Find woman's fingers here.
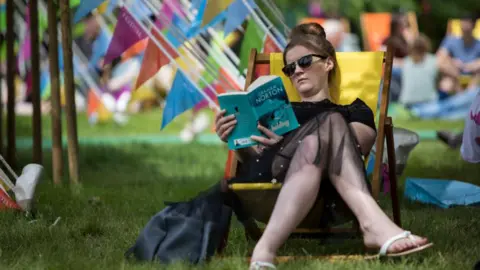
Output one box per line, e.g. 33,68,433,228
217,114,236,127
257,124,282,140
215,109,226,124
251,135,275,146
221,126,235,141
217,119,237,140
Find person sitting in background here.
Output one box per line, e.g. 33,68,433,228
436,15,480,96
399,34,439,108
381,13,415,102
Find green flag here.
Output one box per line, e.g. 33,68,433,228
238,18,264,74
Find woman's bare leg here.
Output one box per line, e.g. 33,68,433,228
250,135,323,264
322,113,429,254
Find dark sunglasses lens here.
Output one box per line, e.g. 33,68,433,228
283,63,296,76
298,55,313,68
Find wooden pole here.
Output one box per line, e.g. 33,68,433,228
6,0,15,169
47,0,63,184
29,0,43,165
59,0,79,184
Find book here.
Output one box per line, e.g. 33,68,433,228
217,75,300,150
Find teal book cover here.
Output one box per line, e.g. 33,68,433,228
217,75,299,150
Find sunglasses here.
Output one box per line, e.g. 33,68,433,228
282,54,327,77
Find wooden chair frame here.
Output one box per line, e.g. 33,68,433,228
219,47,400,253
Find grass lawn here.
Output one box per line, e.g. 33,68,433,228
13,108,465,139
1,112,478,269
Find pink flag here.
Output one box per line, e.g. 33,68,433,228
155,0,185,29
103,7,148,66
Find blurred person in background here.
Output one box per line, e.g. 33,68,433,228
399,34,439,108
436,14,480,96
381,13,415,102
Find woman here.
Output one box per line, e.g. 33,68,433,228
215,23,432,269
381,13,415,102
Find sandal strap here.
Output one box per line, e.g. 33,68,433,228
250,261,277,270
379,231,412,256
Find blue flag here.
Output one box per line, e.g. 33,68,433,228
224,0,256,36
73,0,105,23
166,14,193,48
185,0,227,38
161,70,205,129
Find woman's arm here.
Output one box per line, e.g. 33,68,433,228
349,122,376,156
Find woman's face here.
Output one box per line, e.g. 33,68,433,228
284,45,333,99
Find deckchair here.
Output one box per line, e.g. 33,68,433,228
219,47,399,255
360,12,418,51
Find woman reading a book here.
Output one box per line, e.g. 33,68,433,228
215,23,432,269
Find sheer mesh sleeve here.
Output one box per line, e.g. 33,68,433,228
347,99,377,132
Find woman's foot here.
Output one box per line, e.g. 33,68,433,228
250,243,276,269
362,221,429,255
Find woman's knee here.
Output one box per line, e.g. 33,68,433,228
296,135,319,164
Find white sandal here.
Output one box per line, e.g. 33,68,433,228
366,231,433,259
249,261,277,270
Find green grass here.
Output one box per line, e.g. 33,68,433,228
1,112,477,269
13,109,464,140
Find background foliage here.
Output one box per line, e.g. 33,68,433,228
267,0,480,50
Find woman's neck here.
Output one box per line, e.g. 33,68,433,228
301,86,330,102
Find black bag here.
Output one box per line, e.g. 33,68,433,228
125,184,232,265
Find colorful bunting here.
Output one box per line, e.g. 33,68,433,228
73,0,106,23
239,18,265,73
103,7,147,66
201,0,233,27
161,70,205,129
155,0,185,29
224,0,256,36
135,29,179,90
166,14,190,48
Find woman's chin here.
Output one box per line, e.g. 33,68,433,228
296,84,313,94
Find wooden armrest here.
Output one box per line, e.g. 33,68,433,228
229,183,283,190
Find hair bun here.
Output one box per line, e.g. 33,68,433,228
289,23,326,40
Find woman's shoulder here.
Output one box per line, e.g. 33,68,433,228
349,98,371,109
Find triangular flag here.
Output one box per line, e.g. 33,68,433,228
155,0,185,29
103,7,147,66
263,34,282,54
161,70,204,129
239,19,265,73
135,30,179,90
201,0,234,27
73,0,106,23
224,0,256,36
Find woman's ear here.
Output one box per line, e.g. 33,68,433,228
325,58,334,72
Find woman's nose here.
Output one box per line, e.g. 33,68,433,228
293,64,304,75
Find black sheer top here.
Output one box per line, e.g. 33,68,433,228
235,98,376,182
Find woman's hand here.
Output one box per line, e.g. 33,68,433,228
215,109,237,142
250,123,283,150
